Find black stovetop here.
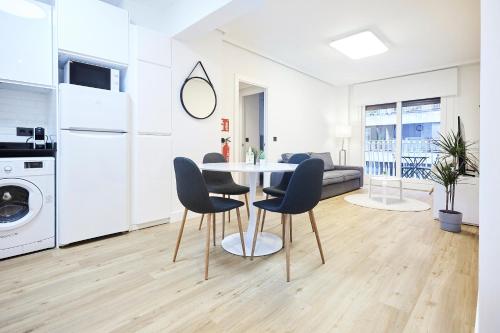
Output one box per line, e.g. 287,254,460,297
0,142,57,158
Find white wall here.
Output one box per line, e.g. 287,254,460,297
478,0,500,331
170,31,342,218
221,39,341,163
347,64,480,166
443,64,481,155
170,34,223,218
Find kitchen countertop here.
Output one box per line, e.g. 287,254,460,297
0,142,57,158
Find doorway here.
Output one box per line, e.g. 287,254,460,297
236,80,267,186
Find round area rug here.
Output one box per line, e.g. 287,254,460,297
344,193,430,212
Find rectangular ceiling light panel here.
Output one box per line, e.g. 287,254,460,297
330,31,388,59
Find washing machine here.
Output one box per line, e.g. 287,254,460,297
0,157,55,259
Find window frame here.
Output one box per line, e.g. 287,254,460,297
361,97,444,188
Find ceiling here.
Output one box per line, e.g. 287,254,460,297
220,0,480,85
104,0,176,9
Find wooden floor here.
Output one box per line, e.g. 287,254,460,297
0,189,478,332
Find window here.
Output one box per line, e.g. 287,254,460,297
364,98,441,180
364,103,397,176
401,98,441,179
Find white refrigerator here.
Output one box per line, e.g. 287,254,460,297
58,84,130,245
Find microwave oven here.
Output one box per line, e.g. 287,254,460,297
64,61,120,91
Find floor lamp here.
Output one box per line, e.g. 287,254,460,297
335,125,352,165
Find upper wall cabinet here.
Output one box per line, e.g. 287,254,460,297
135,26,171,67
136,62,172,134
58,0,129,65
0,1,53,87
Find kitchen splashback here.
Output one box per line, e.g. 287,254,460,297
0,87,54,142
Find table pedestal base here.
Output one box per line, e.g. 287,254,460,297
221,232,283,256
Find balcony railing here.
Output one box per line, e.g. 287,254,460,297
364,139,440,179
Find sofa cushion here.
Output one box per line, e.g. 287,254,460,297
310,152,335,171
281,152,313,163
322,170,345,185
322,169,362,185
337,169,362,181
281,153,294,162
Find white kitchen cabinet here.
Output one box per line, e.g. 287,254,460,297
0,1,53,86
136,62,172,134
132,135,172,228
58,0,129,65
136,26,171,67
128,25,173,228
433,177,479,225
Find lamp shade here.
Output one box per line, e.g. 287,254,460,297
335,125,352,138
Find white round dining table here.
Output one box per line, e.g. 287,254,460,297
198,162,297,257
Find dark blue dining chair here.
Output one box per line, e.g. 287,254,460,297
199,153,250,238
173,157,246,280
260,153,310,232
252,158,325,282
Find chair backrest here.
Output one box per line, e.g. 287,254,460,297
277,153,310,190
173,157,213,214
279,158,324,214
202,152,235,186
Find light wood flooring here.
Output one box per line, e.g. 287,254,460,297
0,189,478,332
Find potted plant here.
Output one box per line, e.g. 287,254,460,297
431,131,478,232
251,147,259,165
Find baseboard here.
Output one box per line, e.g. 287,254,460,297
170,209,201,223
129,218,169,231
364,183,433,192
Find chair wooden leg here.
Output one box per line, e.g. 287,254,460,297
173,208,188,262
235,208,246,257
281,214,285,249
228,195,231,223
284,214,291,282
244,193,250,218
205,212,212,280
250,208,262,260
212,213,216,246
308,210,325,264
222,195,226,238
260,194,269,232
260,210,267,232
222,210,226,240
198,214,204,231
290,215,293,243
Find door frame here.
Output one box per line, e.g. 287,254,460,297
233,74,269,186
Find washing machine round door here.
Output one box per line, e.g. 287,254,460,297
0,179,43,231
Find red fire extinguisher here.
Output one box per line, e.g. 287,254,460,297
222,137,231,161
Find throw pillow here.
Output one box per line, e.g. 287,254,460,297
310,152,335,170
281,153,294,162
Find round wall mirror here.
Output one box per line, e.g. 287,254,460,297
180,77,217,119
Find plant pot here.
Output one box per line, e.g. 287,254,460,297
439,210,463,233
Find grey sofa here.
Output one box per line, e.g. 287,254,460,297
271,152,363,200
